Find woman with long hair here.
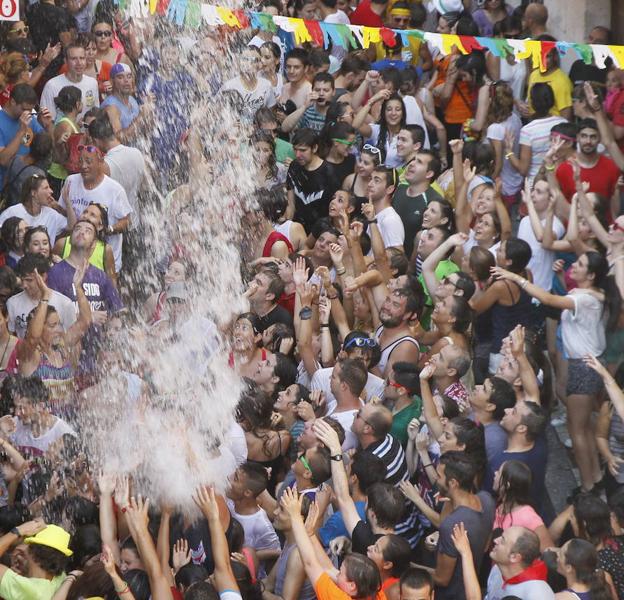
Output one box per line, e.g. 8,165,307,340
251,131,287,191
472,0,512,36
23,226,55,265
0,218,27,269
91,18,131,67
555,539,613,600
493,460,554,550
342,145,381,211
143,259,188,325
49,85,82,193
230,313,272,380
353,91,406,167
259,41,283,99
318,121,356,186
494,251,620,493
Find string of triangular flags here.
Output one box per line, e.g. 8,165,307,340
126,0,624,73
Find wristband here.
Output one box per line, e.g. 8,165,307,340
327,294,338,300
368,218,378,224
10,527,19,537
545,164,556,171
299,307,313,320
519,278,528,289
336,268,346,275
331,454,343,462
320,324,330,329
39,299,49,304
505,152,514,159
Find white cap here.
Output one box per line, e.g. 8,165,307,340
429,0,464,15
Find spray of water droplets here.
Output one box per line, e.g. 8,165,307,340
77,20,260,512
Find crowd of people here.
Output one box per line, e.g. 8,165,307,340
1,0,624,599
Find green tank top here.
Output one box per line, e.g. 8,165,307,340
62,237,106,272
48,117,80,181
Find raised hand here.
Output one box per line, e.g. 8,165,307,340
361,202,375,222
172,538,191,571
313,418,342,455
101,544,117,575
114,474,130,510
462,159,476,184
292,257,309,288
329,243,344,266
318,295,331,324
192,484,221,522
298,281,317,307
509,325,525,358
407,418,420,442
125,494,150,533
280,486,303,518
15,518,46,537
415,430,430,453
449,139,464,156
451,522,471,556
72,259,89,290
315,265,331,289
97,470,116,496
419,362,435,380
583,81,601,112
447,232,469,247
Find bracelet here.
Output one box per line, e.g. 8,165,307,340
505,152,514,159
320,324,330,329
368,218,378,224
299,307,313,320
518,278,528,289
116,584,130,595
327,293,338,300
422,463,433,468
39,299,49,304
10,527,19,537
545,163,556,172
336,268,346,275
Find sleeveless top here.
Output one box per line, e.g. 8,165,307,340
350,173,368,214
33,348,74,416
273,221,293,242
374,325,420,374
48,117,80,180
381,577,399,592
101,94,140,130
62,237,106,272
562,590,591,600
489,280,536,353
274,542,316,600
263,231,294,258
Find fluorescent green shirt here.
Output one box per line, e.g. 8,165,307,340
0,568,65,600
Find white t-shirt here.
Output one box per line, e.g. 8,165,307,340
310,367,386,414
499,58,528,105
402,95,431,149
561,290,606,359
11,416,76,456
329,408,359,451
485,564,555,600
40,74,99,121
517,214,565,291
324,9,350,24
518,115,566,183
371,206,405,249
59,174,133,271
7,289,76,339
0,204,66,245
462,229,500,259
104,144,145,230
220,76,277,114
486,113,524,196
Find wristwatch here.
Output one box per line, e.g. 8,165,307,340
299,307,312,320
331,453,343,462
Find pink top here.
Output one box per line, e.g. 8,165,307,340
494,504,544,531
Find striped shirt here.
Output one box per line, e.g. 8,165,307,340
518,115,566,183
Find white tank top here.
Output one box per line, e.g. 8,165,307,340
273,220,293,243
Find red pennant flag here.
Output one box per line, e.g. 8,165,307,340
304,19,324,47
233,9,249,28
540,40,556,69
380,27,396,47
459,35,484,53
156,0,170,15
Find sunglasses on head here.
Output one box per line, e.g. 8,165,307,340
78,145,100,155
333,137,356,147
344,337,377,351
363,144,382,157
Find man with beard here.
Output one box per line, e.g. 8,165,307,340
282,73,336,134
373,287,422,378
414,452,495,600
555,118,621,219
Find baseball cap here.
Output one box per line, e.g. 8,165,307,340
110,63,132,78
24,524,73,557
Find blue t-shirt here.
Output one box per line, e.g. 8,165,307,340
0,111,44,186
318,501,367,547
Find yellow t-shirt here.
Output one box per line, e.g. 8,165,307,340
527,68,573,116
0,569,65,600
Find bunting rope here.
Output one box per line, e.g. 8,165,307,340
120,0,624,72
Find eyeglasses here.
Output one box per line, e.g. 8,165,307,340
332,138,356,147
355,409,373,428
344,337,378,351
298,454,312,472
94,30,113,37
387,380,406,390
10,26,28,35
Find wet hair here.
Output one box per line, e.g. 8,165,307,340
448,417,486,465
400,567,433,593
66,562,116,600
584,251,621,330
76,31,97,48
319,121,355,159
496,460,534,522
28,543,69,576
469,245,495,282
285,47,310,67
30,133,53,164
503,238,532,273
307,446,332,486
563,539,612,600
519,401,547,442
381,534,412,577
254,106,278,128
256,187,285,222
455,50,486,87
392,361,420,394
336,358,368,397
260,41,281,71
231,560,263,600
573,493,612,545
367,483,405,527
12,375,49,405
69,524,101,569
376,94,406,163
324,100,353,127
291,127,318,149
452,271,476,300
23,226,52,258
342,553,381,598
175,563,210,591
440,450,478,491
530,83,555,118
448,295,473,334
238,461,269,497
88,115,116,141
264,323,296,355
184,581,220,600
510,528,541,568
124,568,151,600
487,377,516,420
350,450,386,494
64,498,98,530
20,174,48,205
16,252,51,277
54,85,82,113
273,352,297,392
388,247,409,277
10,83,38,105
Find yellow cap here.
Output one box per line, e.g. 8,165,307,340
24,525,73,557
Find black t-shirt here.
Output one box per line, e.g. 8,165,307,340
327,155,356,190
351,519,382,554
256,303,294,333
392,185,442,258
286,160,341,233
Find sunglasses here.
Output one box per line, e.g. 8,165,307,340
333,138,356,147
363,144,382,157
78,144,100,155
10,26,29,34
344,337,378,350
299,454,312,472
94,30,113,37
387,380,406,390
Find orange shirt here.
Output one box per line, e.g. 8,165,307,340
315,572,388,600
434,54,475,124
